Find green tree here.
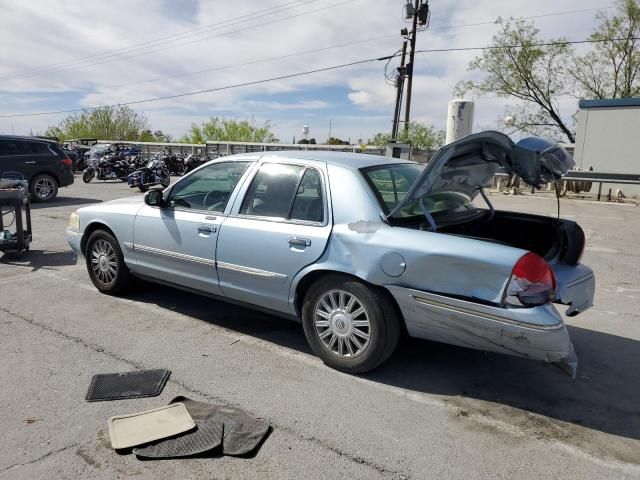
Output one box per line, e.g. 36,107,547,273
181,117,276,143
460,19,576,143
326,137,349,145
44,106,150,142
571,0,640,99
137,129,174,142
369,122,445,150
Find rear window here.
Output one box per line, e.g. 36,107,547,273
28,142,53,154
362,163,476,219
362,164,425,214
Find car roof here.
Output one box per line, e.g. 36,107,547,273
224,150,416,170
0,135,58,144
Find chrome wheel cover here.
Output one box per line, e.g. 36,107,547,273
90,239,117,284
34,177,55,198
314,289,371,358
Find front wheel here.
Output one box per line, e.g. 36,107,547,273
85,230,133,295
82,170,94,183
301,275,400,373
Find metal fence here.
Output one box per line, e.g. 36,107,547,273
95,139,639,199
96,139,386,160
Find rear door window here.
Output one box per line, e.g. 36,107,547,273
290,168,324,223
0,140,28,156
28,142,53,155
240,163,324,223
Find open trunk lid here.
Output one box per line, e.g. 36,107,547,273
386,131,575,219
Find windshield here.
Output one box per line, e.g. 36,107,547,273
362,164,476,220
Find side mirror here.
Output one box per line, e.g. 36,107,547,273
144,189,165,207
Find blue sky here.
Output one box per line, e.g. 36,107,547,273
0,0,614,142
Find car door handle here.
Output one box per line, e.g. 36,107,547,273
288,237,311,247
197,225,216,233
24,161,36,164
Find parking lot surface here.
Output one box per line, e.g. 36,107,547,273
1,176,639,479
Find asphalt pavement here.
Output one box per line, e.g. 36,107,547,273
1,175,639,479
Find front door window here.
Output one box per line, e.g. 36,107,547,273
167,161,251,212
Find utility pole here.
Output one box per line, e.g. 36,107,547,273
403,0,420,135
391,39,407,141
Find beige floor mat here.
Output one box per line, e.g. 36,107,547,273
108,402,196,449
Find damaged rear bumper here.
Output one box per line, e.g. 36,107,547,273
385,286,578,377
552,263,595,316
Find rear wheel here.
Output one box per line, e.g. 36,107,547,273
30,174,58,202
85,230,133,295
302,275,400,373
160,169,171,187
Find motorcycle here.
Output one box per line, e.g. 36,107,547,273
183,154,206,173
127,157,171,192
163,153,185,176
82,152,133,183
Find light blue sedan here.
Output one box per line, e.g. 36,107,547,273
67,132,595,376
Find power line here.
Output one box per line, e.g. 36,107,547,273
0,57,383,118
98,4,616,91
0,0,353,81
412,36,640,54
1,3,610,83
0,0,319,79
428,5,614,32
2,35,637,119
103,33,398,90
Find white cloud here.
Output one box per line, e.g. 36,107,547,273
0,0,612,140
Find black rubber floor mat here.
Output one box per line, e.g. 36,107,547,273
133,396,268,459
86,369,171,402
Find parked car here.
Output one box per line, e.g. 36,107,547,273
0,135,74,202
66,132,595,376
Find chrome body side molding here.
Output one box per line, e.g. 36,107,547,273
217,261,287,279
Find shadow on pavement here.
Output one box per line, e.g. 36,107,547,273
31,197,103,209
129,283,640,444
0,249,77,270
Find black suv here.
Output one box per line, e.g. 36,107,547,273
0,135,74,202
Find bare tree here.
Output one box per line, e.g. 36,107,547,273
461,19,576,143
571,0,640,99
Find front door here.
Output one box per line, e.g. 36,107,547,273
133,160,254,295
216,161,332,313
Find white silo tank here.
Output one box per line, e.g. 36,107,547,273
445,99,474,144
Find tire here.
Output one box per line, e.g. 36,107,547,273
30,174,58,202
82,170,94,183
138,184,148,192
160,169,171,187
85,230,133,295
301,274,400,373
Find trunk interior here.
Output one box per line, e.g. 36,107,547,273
436,210,585,265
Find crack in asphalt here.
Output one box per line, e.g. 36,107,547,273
0,306,408,480
0,442,80,474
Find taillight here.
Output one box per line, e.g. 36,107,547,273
61,157,72,166
504,252,556,307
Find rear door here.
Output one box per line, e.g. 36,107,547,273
0,138,32,177
216,160,332,313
